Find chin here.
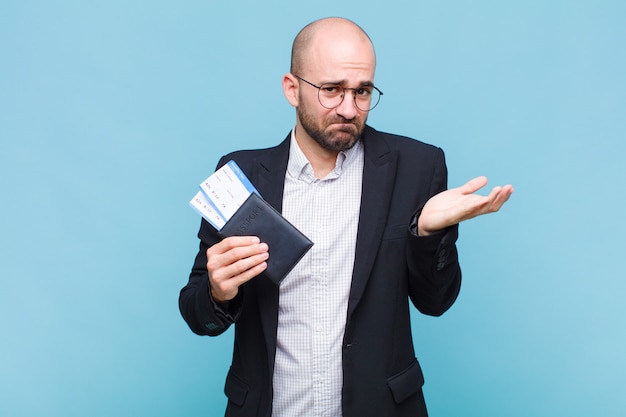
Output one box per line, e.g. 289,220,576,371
324,135,358,152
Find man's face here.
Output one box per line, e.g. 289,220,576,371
295,30,376,153
296,88,367,152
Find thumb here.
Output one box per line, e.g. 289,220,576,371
459,176,488,195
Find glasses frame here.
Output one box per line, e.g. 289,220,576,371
294,75,383,112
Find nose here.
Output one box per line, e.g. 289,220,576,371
334,90,358,120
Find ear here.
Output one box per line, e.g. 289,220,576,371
282,73,299,107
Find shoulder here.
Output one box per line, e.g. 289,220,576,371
214,134,291,171
363,125,444,159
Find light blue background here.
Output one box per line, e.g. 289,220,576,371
1,1,625,416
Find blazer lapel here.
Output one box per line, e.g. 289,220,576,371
254,137,290,212
248,134,291,371
347,127,398,319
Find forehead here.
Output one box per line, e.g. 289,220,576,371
304,29,376,82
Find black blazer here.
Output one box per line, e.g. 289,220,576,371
180,125,462,417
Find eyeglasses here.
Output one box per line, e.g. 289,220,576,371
294,75,383,112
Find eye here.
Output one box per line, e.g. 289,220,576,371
320,84,342,95
356,87,372,97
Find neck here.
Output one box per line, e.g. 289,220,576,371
294,127,339,179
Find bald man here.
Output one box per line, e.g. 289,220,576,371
180,17,513,417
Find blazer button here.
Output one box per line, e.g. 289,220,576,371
205,322,219,330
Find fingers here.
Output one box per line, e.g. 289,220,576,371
209,246,268,284
209,236,264,269
475,184,513,215
486,185,502,198
207,236,269,303
487,184,514,213
460,176,514,208
456,181,513,223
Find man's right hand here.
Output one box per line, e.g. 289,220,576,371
207,236,269,303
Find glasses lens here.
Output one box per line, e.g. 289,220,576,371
317,84,381,111
355,87,381,112
317,84,344,109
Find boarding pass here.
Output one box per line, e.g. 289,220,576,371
189,160,259,230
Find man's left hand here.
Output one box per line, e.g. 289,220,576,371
417,176,514,236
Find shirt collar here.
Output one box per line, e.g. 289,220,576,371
287,128,363,183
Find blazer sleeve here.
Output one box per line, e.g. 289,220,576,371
178,156,244,336
406,148,462,316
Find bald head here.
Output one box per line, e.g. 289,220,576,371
290,17,376,76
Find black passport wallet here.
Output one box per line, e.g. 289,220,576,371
219,192,313,285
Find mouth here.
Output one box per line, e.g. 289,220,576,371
331,122,357,132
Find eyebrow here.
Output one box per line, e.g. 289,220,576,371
322,79,375,87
